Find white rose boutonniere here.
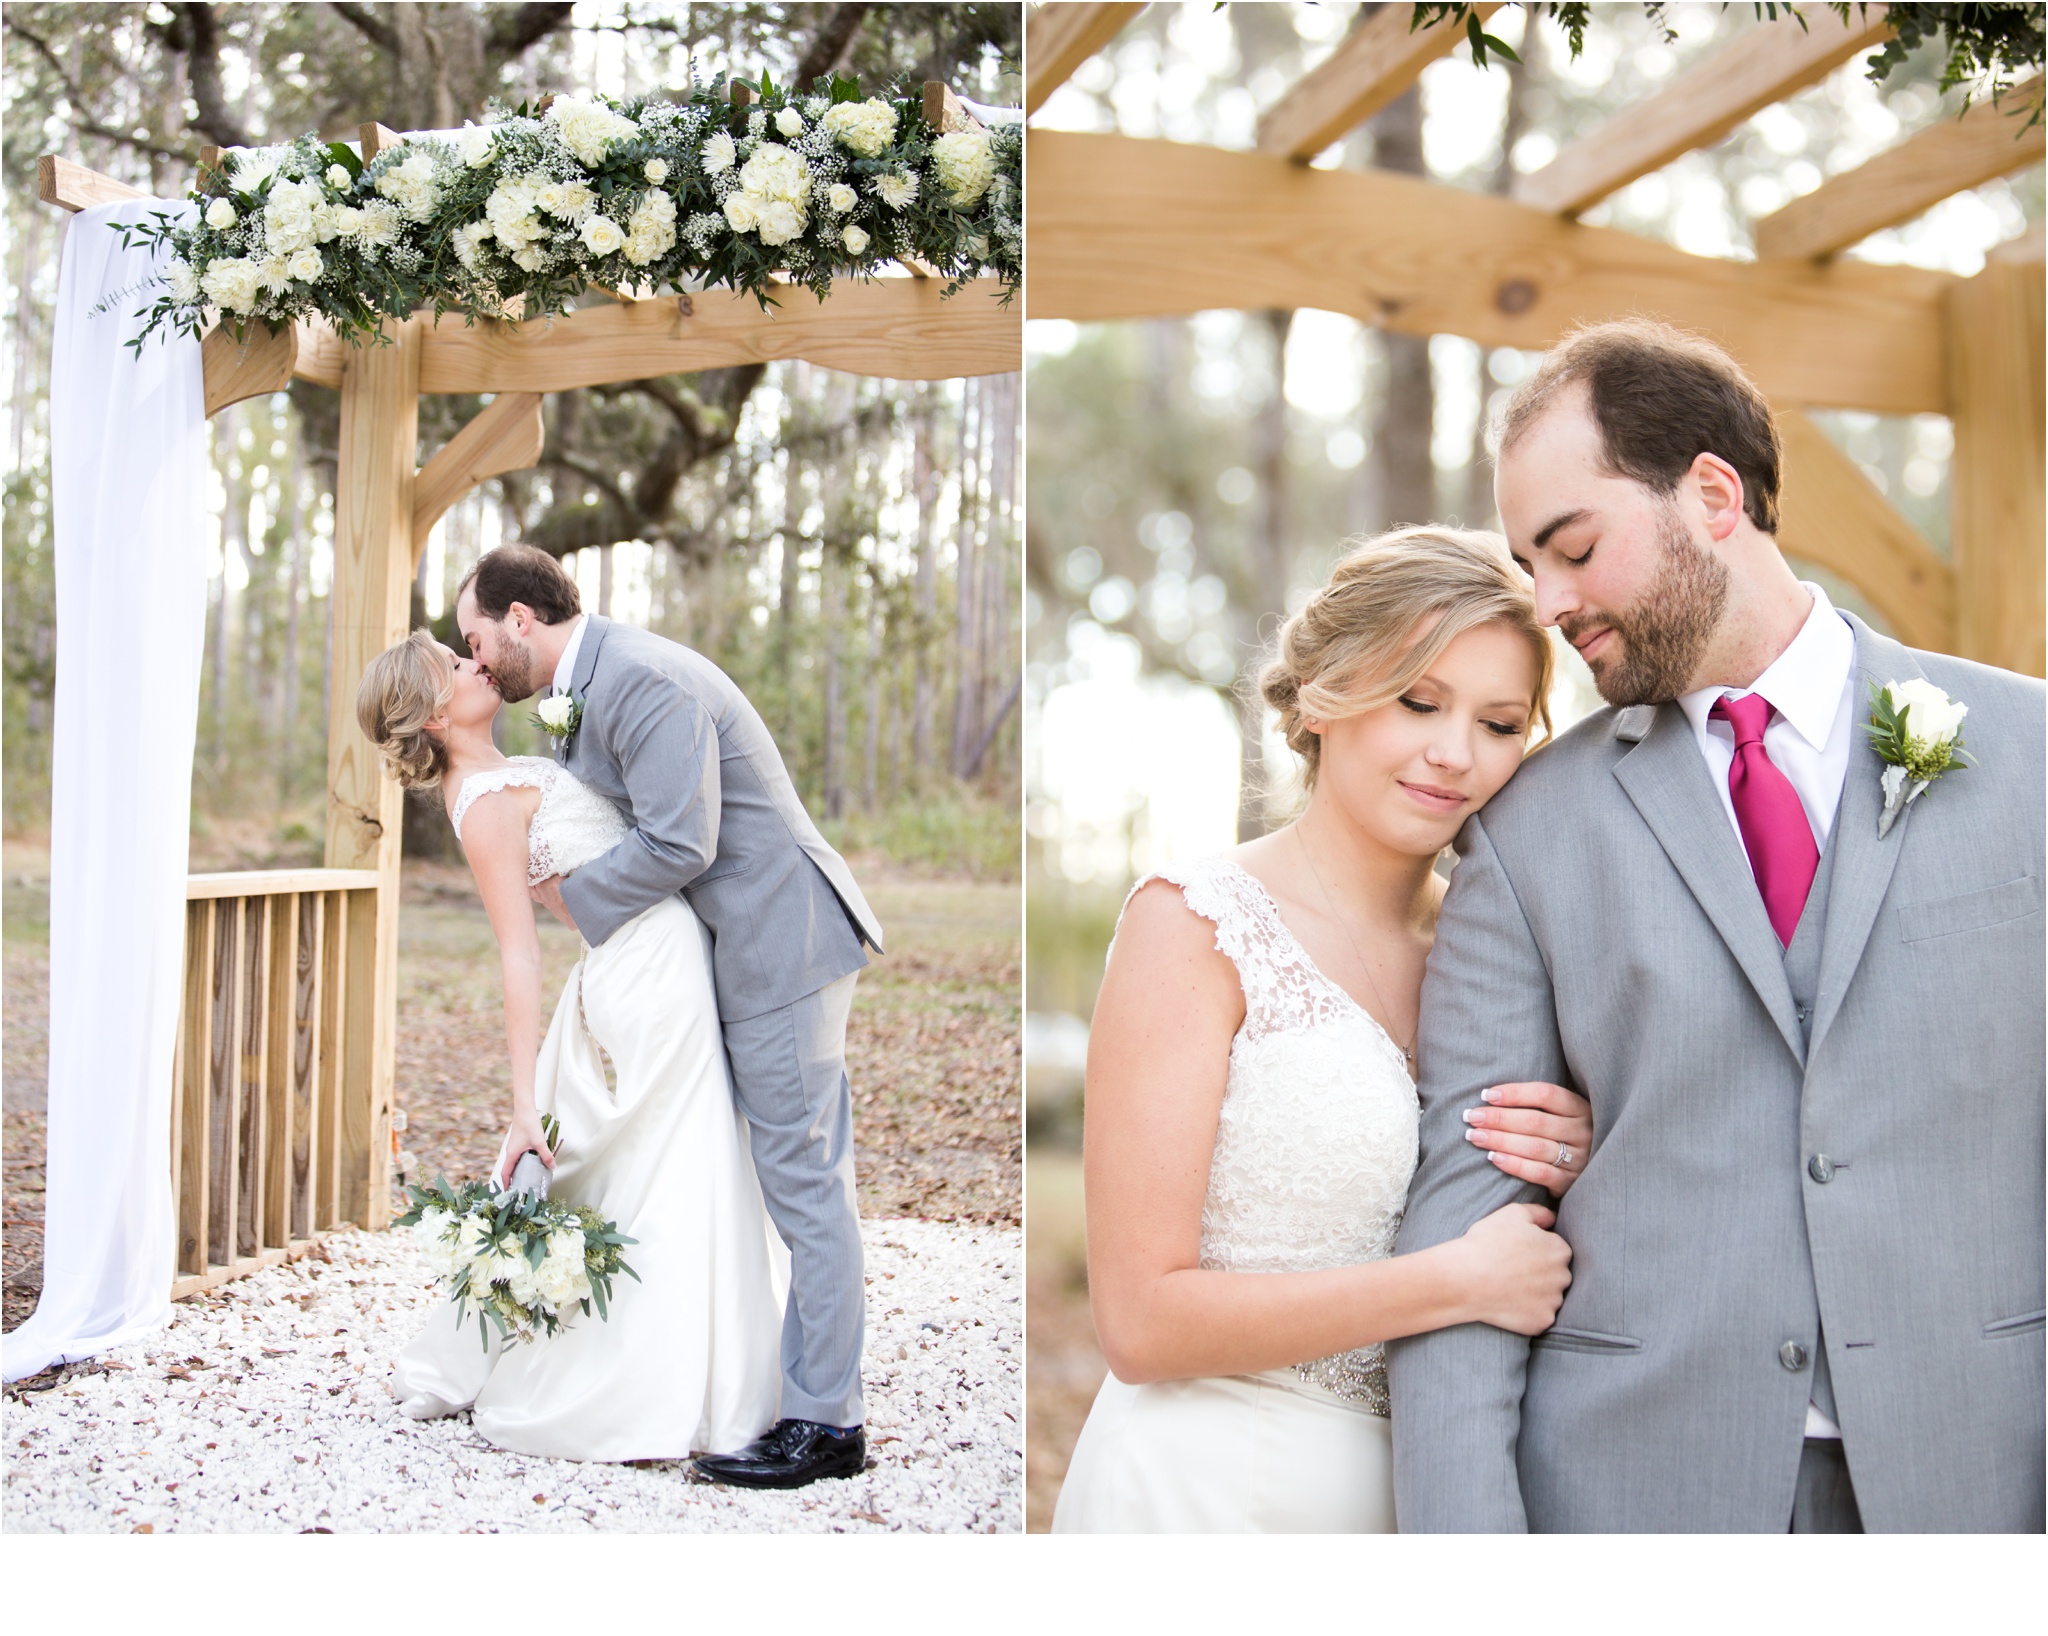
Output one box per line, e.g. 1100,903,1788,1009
1865,678,1970,837
534,691,583,743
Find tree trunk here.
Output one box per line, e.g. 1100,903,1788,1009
1238,310,1294,841
863,599,882,811
1369,88,1437,532
910,386,939,779
597,543,614,618
951,376,984,777
980,371,1018,784
1464,44,1533,526
822,546,846,820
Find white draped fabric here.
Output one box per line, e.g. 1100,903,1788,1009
3,202,208,1383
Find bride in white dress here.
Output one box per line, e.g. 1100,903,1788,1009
1054,529,1593,1533
355,632,784,1462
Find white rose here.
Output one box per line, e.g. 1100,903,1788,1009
205,196,238,230
841,224,869,255
287,247,324,282
776,107,805,138
263,180,321,254
511,244,547,272
702,131,736,175
326,164,352,191
165,260,199,302
827,183,857,214
536,695,576,731
579,215,625,256
822,98,899,159
722,193,759,233
644,158,670,185
458,124,495,167
931,129,995,208
1887,679,1968,751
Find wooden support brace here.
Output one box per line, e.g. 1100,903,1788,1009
1027,130,1954,416
1755,75,2046,260
412,392,546,560
1255,4,1498,162
202,322,297,417
1514,7,1894,217
1026,3,1147,117
1775,409,1954,653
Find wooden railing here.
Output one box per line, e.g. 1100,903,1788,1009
171,869,381,1298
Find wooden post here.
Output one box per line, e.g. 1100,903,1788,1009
326,317,420,1228
1948,260,2046,676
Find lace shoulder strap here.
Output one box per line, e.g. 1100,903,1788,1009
1124,858,1299,1037
450,759,553,841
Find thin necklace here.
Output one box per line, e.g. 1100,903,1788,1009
1295,825,1418,1078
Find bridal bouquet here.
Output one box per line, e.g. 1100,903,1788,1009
117,71,1020,352
395,1129,638,1350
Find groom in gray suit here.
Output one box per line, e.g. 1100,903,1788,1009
1388,320,2044,1532
456,545,884,1489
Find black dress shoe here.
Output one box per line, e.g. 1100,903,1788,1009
692,1419,865,1490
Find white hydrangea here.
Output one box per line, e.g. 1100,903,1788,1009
202,256,262,314
644,158,669,185
166,259,199,303
732,142,811,246
623,190,676,265
484,174,548,252
872,171,917,210
538,179,596,221
931,129,995,207
703,131,737,174
842,224,869,255
311,201,346,243
534,1228,592,1310
822,98,899,158
205,196,238,230
458,123,496,167
776,106,805,137
546,95,639,168
511,244,547,272
580,215,625,256
287,247,324,282
826,182,857,214
261,178,322,254
374,150,440,223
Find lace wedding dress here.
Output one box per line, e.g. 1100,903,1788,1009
1052,858,1419,1532
390,757,787,1461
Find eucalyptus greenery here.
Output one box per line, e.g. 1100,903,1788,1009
119,71,1020,355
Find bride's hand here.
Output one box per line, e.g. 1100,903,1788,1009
1448,1201,1572,1336
494,1108,555,1189
1462,1081,1593,1198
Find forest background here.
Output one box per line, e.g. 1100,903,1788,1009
1021,0,2044,1528
3,0,1025,1333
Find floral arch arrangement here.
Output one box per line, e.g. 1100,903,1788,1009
126,73,1020,349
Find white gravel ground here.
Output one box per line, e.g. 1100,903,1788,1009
2,1218,1020,1533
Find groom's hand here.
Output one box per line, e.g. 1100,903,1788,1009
530,873,578,932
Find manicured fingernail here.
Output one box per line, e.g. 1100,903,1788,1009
1480,1086,1500,1103
1462,1108,1482,1124
1464,1128,1482,1144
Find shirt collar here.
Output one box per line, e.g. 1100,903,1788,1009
550,613,590,696
1677,582,1854,752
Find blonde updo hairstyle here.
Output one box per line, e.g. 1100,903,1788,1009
1258,526,1553,790
356,629,457,790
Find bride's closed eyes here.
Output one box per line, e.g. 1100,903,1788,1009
1396,695,1527,738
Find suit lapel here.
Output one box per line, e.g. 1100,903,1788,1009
558,615,610,767
1612,702,1805,1061
1806,616,1924,1056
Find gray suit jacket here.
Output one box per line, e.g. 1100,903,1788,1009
553,616,883,1021
1389,616,2045,1532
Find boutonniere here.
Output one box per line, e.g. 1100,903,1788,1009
1865,679,1971,837
533,691,583,744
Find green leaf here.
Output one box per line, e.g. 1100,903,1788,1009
325,141,363,180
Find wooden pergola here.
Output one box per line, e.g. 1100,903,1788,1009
38,88,1018,1295
1027,3,2045,675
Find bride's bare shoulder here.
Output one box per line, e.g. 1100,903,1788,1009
1106,871,1241,994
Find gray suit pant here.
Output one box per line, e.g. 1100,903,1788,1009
721,971,864,1428
1790,1440,1863,1533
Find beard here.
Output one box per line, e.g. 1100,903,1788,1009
480,635,542,703
1560,507,1729,707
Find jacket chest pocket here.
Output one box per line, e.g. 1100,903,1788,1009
1899,874,2044,1060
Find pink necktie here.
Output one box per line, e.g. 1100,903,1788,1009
1711,694,1819,947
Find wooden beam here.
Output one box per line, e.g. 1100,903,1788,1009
1948,260,2046,675
1514,7,1894,217
1256,4,1498,162
37,154,146,212
414,277,1019,393
202,322,296,417
291,316,347,388
1987,220,2046,264
411,392,545,559
1027,131,1953,415
1774,409,1954,652
1756,75,2046,259
187,868,380,898
358,122,402,159
326,318,418,1230
924,80,983,135
1026,3,1146,117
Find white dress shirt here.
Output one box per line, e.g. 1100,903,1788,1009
550,613,590,696
1676,582,1856,1438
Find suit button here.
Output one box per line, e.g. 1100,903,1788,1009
1780,1341,1810,1371
1808,1154,1835,1183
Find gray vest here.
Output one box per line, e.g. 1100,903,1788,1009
1782,830,1839,1427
